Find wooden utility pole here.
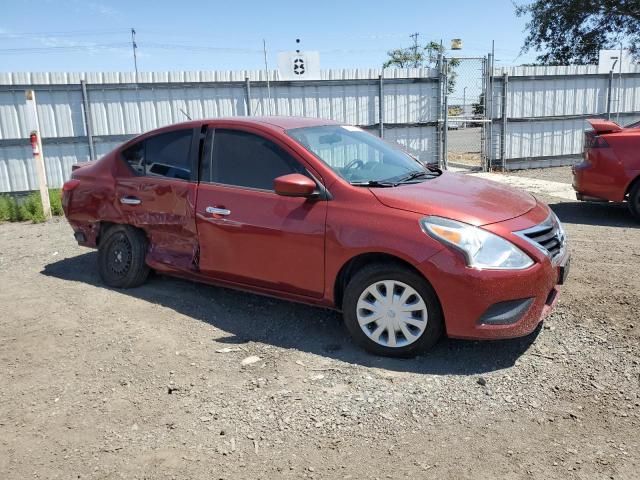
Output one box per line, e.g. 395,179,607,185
25,90,51,219
410,32,420,68
131,28,138,82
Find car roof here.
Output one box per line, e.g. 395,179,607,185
117,116,343,152
245,116,340,129
158,116,340,133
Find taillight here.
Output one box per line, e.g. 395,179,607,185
584,131,609,149
62,179,81,192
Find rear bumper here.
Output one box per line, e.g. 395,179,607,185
575,192,609,202
572,160,594,198
62,183,102,248
67,221,99,248
572,154,626,202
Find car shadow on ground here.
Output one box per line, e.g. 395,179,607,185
42,252,540,376
550,201,638,228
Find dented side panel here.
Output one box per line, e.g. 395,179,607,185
63,136,200,272
114,176,199,270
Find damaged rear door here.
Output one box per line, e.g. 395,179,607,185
115,127,200,271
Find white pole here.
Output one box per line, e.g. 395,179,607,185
617,42,623,124
263,39,272,115
462,86,467,129
25,90,51,220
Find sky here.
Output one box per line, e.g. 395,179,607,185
0,0,537,73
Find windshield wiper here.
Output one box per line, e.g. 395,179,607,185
396,170,439,183
350,180,398,188
350,168,442,188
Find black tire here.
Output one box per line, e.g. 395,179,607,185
97,225,150,288
342,263,444,358
628,180,640,222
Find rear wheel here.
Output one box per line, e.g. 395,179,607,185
342,264,444,357
628,181,640,221
98,225,150,288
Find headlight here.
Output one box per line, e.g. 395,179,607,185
420,216,534,270
550,211,567,243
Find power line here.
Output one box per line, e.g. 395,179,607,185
140,42,263,54
0,28,129,38
0,43,130,54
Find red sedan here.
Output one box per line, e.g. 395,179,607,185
62,117,569,357
573,119,640,220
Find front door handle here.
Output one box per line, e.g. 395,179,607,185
205,206,231,216
120,196,141,205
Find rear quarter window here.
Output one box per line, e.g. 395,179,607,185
122,142,145,175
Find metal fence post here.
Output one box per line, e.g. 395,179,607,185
606,70,614,120
480,56,488,171
442,58,449,170
378,73,384,138
244,77,252,116
486,53,494,170
500,72,509,171
80,80,96,161
435,54,443,167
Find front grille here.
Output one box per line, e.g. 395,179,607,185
516,214,566,262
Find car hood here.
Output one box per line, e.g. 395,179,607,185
370,172,537,226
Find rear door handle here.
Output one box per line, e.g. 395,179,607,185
206,206,231,216
120,196,141,205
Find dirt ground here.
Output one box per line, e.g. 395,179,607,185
1,166,639,479
509,166,576,185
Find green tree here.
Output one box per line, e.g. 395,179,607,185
516,0,640,64
472,93,485,116
383,40,459,92
384,41,444,68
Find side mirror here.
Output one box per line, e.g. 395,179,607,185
274,173,317,197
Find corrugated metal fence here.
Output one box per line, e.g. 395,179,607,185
0,68,439,192
488,65,640,169
2,64,640,192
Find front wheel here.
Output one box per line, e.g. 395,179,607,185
342,264,444,357
97,225,150,288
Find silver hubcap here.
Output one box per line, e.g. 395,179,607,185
356,280,428,348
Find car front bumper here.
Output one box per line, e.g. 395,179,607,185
417,213,569,340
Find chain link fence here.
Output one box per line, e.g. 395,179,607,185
442,57,488,171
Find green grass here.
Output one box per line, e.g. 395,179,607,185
49,189,63,216
0,189,63,223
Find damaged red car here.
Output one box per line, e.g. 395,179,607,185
573,118,640,220
63,117,569,357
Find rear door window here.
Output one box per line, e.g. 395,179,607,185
121,129,194,180
145,129,193,181
208,129,305,190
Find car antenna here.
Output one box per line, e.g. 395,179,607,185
179,108,192,121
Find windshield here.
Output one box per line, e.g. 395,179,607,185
625,120,640,129
287,125,437,186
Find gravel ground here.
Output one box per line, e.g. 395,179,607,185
509,166,576,184
1,166,639,479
